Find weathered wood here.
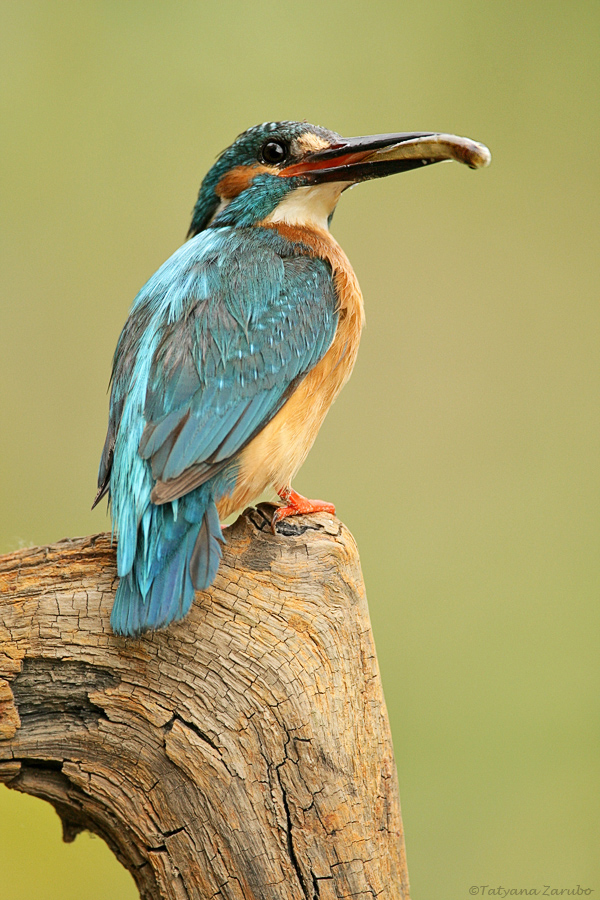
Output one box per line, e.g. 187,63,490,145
0,505,410,899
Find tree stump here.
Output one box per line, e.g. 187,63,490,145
0,505,410,899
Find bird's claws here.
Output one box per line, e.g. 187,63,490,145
271,487,336,534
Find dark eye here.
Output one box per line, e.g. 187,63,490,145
261,140,288,164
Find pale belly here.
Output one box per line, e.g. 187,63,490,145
217,338,358,518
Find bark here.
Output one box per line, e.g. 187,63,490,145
0,505,410,899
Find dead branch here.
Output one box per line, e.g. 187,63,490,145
0,505,409,899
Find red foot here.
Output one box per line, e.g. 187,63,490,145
271,486,336,534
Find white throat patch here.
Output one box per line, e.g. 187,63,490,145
265,182,349,231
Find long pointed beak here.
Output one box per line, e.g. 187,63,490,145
282,132,491,183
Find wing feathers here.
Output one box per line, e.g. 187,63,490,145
102,227,339,510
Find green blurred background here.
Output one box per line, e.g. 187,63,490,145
1,1,598,897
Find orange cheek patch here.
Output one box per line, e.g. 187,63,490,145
215,164,276,199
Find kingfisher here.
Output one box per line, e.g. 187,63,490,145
94,120,490,636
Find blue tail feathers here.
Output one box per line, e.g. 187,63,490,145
110,488,224,636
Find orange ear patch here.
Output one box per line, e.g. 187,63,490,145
215,164,275,199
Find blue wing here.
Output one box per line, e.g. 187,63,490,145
136,226,339,503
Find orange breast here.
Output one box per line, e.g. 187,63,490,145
217,222,364,519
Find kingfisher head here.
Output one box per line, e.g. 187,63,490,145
188,120,491,236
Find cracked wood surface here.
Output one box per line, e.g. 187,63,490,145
0,505,410,899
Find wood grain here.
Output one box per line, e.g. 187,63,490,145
0,505,410,899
